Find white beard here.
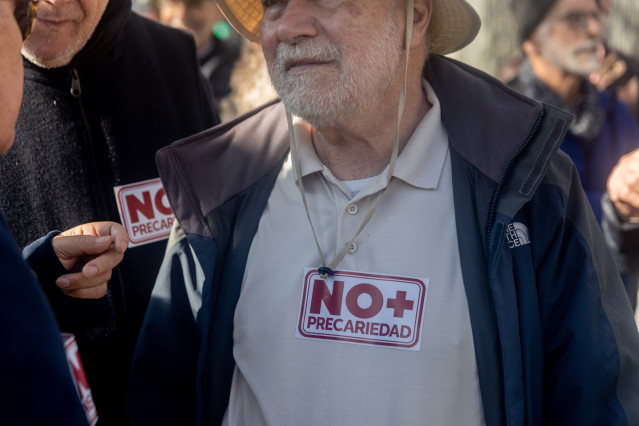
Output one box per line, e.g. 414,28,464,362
266,8,404,128
536,23,602,77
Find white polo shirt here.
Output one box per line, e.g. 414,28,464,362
222,80,485,426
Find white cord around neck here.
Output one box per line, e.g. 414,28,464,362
287,0,415,278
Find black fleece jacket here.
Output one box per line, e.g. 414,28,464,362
0,0,219,423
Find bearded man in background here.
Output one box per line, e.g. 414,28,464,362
509,0,639,310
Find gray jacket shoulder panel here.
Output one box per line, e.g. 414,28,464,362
156,100,289,238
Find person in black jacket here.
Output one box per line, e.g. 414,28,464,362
1,3,128,424
0,0,220,423
155,0,243,111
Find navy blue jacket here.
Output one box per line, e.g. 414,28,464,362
130,55,639,425
0,1,219,423
560,90,639,222
0,212,89,426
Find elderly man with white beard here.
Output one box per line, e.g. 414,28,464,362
130,0,639,425
509,0,639,312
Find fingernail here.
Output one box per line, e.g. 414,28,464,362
56,277,71,288
84,265,98,278
97,236,110,244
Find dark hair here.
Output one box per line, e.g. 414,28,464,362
510,0,557,43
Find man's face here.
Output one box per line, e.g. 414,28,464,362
532,0,604,77
0,0,24,153
22,0,109,68
159,0,221,50
260,0,405,128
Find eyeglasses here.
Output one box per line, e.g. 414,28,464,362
13,0,39,40
557,11,604,32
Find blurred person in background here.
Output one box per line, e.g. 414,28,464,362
155,0,242,106
591,0,639,319
591,51,639,122
217,41,278,121
1,1,128,424
604,146,639,322
0,0,219,423
509,0,639,310
589,0,639,122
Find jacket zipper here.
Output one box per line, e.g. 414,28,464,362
70,67,112,213
485,108,545,254
70,68,82,97
70,67,129,321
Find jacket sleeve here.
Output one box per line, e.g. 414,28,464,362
534,164,639,425
602,194,639,276
128,222,205,426
1,221,89,425
22,231,66,284
597,99,639,255
22,231,114,338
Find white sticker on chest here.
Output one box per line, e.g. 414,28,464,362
296,268,428,351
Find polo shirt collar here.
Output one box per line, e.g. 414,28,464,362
291,78,449,191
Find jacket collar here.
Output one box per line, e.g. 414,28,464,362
23,0,132,78
425,55,547,184
72,0,131,70
425,55,572,219
159,56,573,237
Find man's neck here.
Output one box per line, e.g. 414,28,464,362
310,80,431,181
529,56,584,107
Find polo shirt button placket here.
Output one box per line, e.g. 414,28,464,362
347,204,359,215
347,242,358,254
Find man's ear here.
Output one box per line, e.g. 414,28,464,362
411,0,432,50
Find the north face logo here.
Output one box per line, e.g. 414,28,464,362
506,222,530,248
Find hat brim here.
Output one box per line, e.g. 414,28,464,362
428,0,481,55
215,0,480,56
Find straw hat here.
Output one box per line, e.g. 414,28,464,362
215,0,481,56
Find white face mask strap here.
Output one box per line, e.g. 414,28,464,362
287,0,415,278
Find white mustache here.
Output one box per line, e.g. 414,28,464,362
573,39,601,53
35,5,81,21
276,41,341,70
